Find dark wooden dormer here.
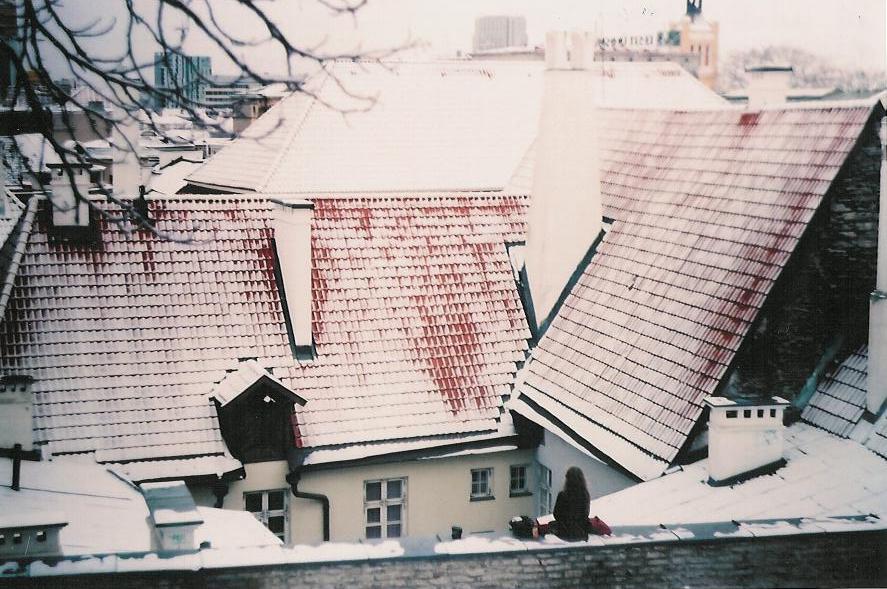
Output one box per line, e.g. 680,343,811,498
211,361,307,464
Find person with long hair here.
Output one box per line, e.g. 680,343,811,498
552,466,590,540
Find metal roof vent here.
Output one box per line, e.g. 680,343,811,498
704,396,789,486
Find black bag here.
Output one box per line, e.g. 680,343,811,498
509,516,536,538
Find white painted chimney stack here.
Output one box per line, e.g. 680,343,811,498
525,30,604,332
704,396,788,485
745,65,793,108
0,375,34,451
271,199,314,353
868,115,887,414
112,117,142,197
48,161,91,228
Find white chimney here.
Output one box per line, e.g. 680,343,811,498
47,161,91,228
704,396,788,485
112,117,142,197
525,31,604,332
868,115,887,414
745,65,793,108
0,375,34,451
270,199,314,353
142,481,204,551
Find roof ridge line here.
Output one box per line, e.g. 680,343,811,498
0,196,38,320
256,72,332,192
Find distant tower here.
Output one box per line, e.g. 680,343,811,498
673,0,718,88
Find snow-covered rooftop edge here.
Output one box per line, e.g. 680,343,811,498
2,515,883,578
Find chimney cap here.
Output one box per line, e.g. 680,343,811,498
745,64,793,73
270,197,313,210
704,395,789,408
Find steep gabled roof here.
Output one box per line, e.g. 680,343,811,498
517,101,879,480
186,60,723,194
282,196,529,449
0,193,530,477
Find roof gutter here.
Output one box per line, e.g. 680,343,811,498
286,469,330,542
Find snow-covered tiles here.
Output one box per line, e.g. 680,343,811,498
803,346,868,437
187,60,724,194
0,193,531,474
594,423,887,525
518,102,877,480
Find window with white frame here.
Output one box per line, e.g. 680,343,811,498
509,464,530,496
364,478,406,539
537,464,552,516
470,467,494,500
244,489,288,542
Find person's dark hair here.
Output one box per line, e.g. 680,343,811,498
564,466,590,506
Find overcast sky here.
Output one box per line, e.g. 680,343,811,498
56,0,886,80
180,0,886,74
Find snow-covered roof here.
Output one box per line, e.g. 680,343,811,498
516,101,880,480
0,192,530,474
187,60,723,194
0,457,154,556
147,158,204,196
802,346,868,438
13,134,60,172
594,422,887,525
209,359,305,408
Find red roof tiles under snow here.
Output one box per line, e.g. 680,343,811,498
0,194,529,478
519,103,878,481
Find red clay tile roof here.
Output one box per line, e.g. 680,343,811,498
282,197,529,448
518,103,878,480
0,193,529,477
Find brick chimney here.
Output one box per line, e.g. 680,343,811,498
869,115,887,414
270,198,314,355
525,30,604,333
0,375,34,451
704,396,788,486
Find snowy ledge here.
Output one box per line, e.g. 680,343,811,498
1,515,883,578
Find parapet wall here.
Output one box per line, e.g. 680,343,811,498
3,518,886,588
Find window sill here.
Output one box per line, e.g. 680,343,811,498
469,495,495,502
509,490,533,498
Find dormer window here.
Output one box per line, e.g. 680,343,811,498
211,360,307,464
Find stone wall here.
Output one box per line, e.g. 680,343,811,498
5,521,886,589
726,110,882,400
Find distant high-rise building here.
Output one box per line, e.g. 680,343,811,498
473,15,528,53
154,52,212,109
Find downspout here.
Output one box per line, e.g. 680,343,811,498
286,470,330,542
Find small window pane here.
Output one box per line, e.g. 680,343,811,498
366,481,382,501
268,490,285,511
386,479,403,500
268,516,285,534
366,507,381,524
387,524,401,538
36,531,46,543
744,410,751,418
245,493,263,512
757,409,764,418
13,534,22,545
387,504,402,522
366,526,382,539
